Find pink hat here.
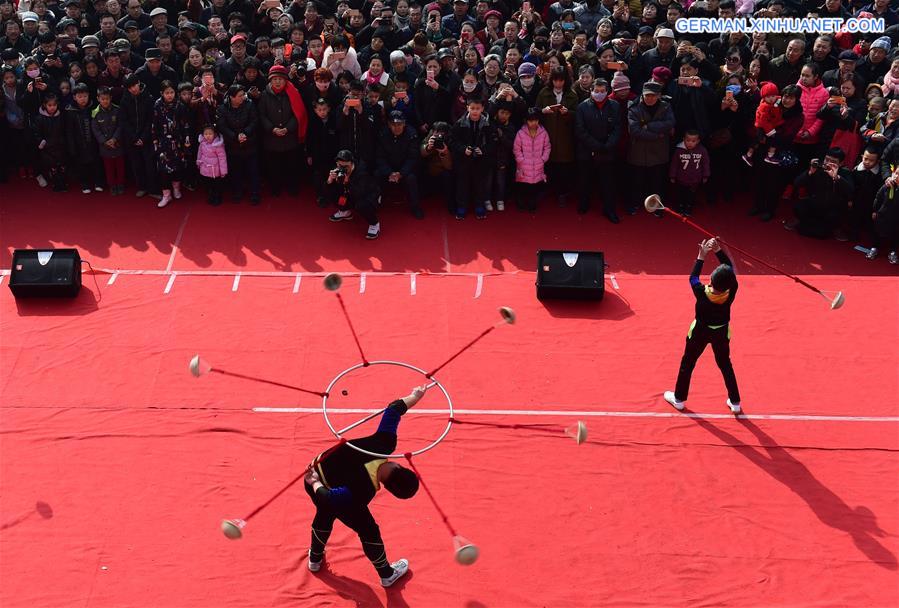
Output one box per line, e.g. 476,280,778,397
760,81,779,98
268,64,289,79
651,66,672,82
611,72,630,91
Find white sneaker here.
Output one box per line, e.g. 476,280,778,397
727,399,742,414
380,559,409,587
157,192,172,208
307,551,323,573
664,391,685,411
496,200,505,211
329,209,353,222
866,247,879,260
366,222,381,240
485,201,494,212
81,187,92,194
889,251,898,265
94,186,104,192
36,175,48,188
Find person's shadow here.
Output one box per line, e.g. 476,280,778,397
690,415,897,570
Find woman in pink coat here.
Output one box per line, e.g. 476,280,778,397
196,125,229,205
794,63,830,164
514,107,552,212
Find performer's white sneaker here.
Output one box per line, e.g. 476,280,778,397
380,559,409,587
664,391,685,411
727,399,742,415
307,551,323,573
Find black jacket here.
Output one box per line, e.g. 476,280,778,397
257,85,299,152
216,99,259,157
306,113,339,167
375,125,419,177
574,98,621,162
64,103,98,161
450,113,492,163
690,251,738,328
134,62,178,100
118,86,154,144
337,100,381,167
34,109,67,165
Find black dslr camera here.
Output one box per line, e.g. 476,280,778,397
433,134,446,150
335,166,348,179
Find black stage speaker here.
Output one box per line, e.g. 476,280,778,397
9,248,82,298
536,249,604,301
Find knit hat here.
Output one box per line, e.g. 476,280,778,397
268,64,289,79
760,81,779,98
871,36,891,51
611,72,630,91
651,66,672,82
518,62,537,77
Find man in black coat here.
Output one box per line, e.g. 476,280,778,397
376,111,423,219
65,83,102,193
785,148,854,238
216,84,261,203
575,77,621,221
327,149,383,240
118,74,158,197
134,47,177,100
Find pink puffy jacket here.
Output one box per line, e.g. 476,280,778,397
513,124,551,184
196,134,228,178
795,81,829,144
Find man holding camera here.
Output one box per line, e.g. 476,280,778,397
376,111,424,219
328,150,382,240
784,148,854,238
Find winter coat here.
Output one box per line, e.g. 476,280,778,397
755,99,783,133
413,72,453,130
796,81,829,144
196,134,228,178
873,182,899,228
575,98,621,162
65,103,99,162
216,99,259,157
91,104,123,158
669,142,711,186
513,125,551,184
375,125,419,177
627,97,675,167
535,86,578,163
306,114,339,168
151,98,191,174
491,121,517,168
118,86,154,145
33,108,67,165
669,83,716,140
450,113,493,165
134,62,178,100
258,85,300,152
337,100,381,167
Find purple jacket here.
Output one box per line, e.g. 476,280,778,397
669,142,710,186
196,134,228,178
513,124,551,184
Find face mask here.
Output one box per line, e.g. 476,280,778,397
519,76,535,87
462,81,477,92
27,69,39,78
561,22,575,30
726,84,741,95
591,91,607,102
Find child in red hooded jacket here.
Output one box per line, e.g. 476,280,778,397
742,81,784,166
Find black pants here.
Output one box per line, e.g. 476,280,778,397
547,161,574,198
304,482,394,578
674,183,700,213
265,148,299,195
516,181,542,211
203,176,224,203
229,152,261,200
577,158,615,214
629,163,667,212
674,322,741,403
793,195,836,238
125,142,158,194
75,159,103,190
455,159,487,215
379,173,420,209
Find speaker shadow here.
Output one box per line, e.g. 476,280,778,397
12,285,100,316
539,287,634,321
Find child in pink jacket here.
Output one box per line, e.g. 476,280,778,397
196,125,228,206
513,107,552,212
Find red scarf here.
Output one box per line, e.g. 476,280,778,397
279,81,308,143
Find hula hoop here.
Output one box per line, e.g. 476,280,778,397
322,360,454,458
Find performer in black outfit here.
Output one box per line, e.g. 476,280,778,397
665,238,742,414
303,385,427,587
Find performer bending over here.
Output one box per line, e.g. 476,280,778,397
304,385,427,586
665,238,742,414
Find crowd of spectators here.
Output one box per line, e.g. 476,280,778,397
1,0,898,258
